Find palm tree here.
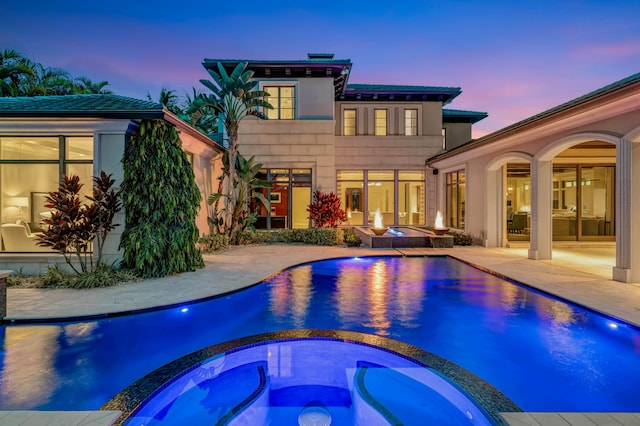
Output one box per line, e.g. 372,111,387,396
148,87,182,115
188,61,272,240
0,49,34,96
180,87,217,135
74,76,113,94
22,62,75,96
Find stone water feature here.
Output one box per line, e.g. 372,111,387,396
353,211,453,248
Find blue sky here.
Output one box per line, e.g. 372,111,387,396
2,0,639,136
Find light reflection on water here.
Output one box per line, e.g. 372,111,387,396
1,256,640,412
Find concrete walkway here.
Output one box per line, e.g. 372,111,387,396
3,244,640,426
6,244,640,327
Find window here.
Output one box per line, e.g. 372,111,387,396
0,136,94,252
252,168,312,229
445,170,465,229
442,128,447,150
264,86,295,120
343,109,357,136
337,170,425,226
374,109,387,136
404,109,418,136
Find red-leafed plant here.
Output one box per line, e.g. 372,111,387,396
37,172,121,274
307,190,347,228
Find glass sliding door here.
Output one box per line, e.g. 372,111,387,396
253,168,312,230
506,165,531,241
580,166,615,240
337,171,364,226
551,165,614,241
398,171,424,225
367,170,394,226
552,166,578,240
291,169,311,229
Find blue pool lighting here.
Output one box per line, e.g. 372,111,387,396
2,256,640,415
386,227,405,236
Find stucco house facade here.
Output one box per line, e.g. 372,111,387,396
207,53,486,230
0,95,222,273
427,72,640,283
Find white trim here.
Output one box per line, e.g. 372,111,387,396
535,132,619,161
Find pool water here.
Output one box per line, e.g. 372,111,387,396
123,338,493,425
1,256,639,412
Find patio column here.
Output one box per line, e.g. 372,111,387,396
613,138,639,282
483,168,502,247
529,158,552,260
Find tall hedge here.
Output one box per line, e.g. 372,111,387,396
120,119,204,277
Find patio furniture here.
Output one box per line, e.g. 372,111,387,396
508,213,527,234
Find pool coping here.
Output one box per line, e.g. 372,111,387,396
101,329,522,426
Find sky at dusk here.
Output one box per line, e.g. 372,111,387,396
2,0,640,137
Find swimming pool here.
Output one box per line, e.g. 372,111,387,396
1,255,639,413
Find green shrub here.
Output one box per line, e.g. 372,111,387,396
239,228,344,246
120,119,204,278
343,228,362,247
70,264,138,289
447,229,474,246
198,234,230,252
8,264,138,289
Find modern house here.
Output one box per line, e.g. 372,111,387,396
0,53,637,284
0,95,222,273
205,53,486,230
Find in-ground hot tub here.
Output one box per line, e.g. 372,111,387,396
104,330,519,425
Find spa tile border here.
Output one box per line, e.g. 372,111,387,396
102,329,522,426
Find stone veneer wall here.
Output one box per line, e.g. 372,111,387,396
238,118,337,193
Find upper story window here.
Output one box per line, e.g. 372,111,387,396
442,128,447,150
374,109,387,136
264,86,295,120
343,109,357,135
405,109,418,136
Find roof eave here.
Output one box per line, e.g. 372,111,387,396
427,74,640,166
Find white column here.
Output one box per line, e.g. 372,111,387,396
484,168,501,247
529,159,552,260
613,138,638,282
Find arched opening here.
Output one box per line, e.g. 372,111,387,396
529,134,617,274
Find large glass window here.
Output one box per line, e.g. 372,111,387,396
264,86,295,120
253,168,311,229
580,166,614,238
506,164,531,241
338,170,425,227
552,165,615,241
367,171,394,226
343,109,356,136
337,171,364,226
0,136,93,252
445,170,465,229
374,109,387,136
404,109,417,136
398,171,424,225
552,166,578,240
